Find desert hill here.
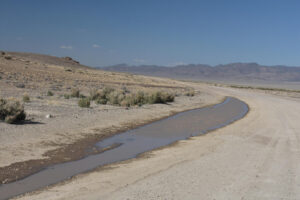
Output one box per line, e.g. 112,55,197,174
0,51,186,95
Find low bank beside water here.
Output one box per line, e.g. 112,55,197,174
0,96,248,199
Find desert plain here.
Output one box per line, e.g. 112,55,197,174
1,52,300,200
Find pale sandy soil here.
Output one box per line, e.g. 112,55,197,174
0,83,221,168
0,51,224,186
16,86,300,200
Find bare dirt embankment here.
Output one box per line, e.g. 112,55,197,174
0,52,223,185
14,85,300,200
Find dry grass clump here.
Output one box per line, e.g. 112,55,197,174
22,94,30,102
0,98,26,124
47,90,54,96
78,98,90,108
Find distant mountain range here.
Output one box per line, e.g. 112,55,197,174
102,63,300,82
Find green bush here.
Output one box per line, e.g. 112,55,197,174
0,98,26,124
23,94,30,102
78,98,90,108
47,91,54,96
71,88,80,98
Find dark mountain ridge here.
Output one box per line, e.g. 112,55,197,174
102,62,300,82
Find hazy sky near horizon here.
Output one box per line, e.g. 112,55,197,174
1,0,300,67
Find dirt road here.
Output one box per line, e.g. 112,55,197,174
16,87,300,200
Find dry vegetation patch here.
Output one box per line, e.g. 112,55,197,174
0,98,26,124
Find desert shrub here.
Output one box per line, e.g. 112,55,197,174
64,94,70,99
146,92,160,104
135,91,146,104
79,94,86,98
185,90,195,97
107,91,124,105
95,87,115,105
102,87,115,96
121,86,130,94
70,88,80,98
0,98,26,124
94,88,175,107
96,98,107,105
89,89,100,100
78,98,90,108
161,92,175,102
146,91,174,104
146,91,163,104
47,90,54,96
119,91,174,107
23,94,30,102
123,91,146,106
120,98,131,107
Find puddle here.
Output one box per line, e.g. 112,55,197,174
0,97,248,200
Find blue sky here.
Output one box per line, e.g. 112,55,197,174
1,0,300,67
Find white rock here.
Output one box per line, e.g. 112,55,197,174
45,114,52,119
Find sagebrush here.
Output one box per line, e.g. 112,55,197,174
0,98,26,124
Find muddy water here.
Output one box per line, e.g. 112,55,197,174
0,97,248,200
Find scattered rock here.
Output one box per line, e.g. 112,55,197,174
64,56,73,61
45,114,52,119
0,51,5,56
2,179,8,184
63,56,80,64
